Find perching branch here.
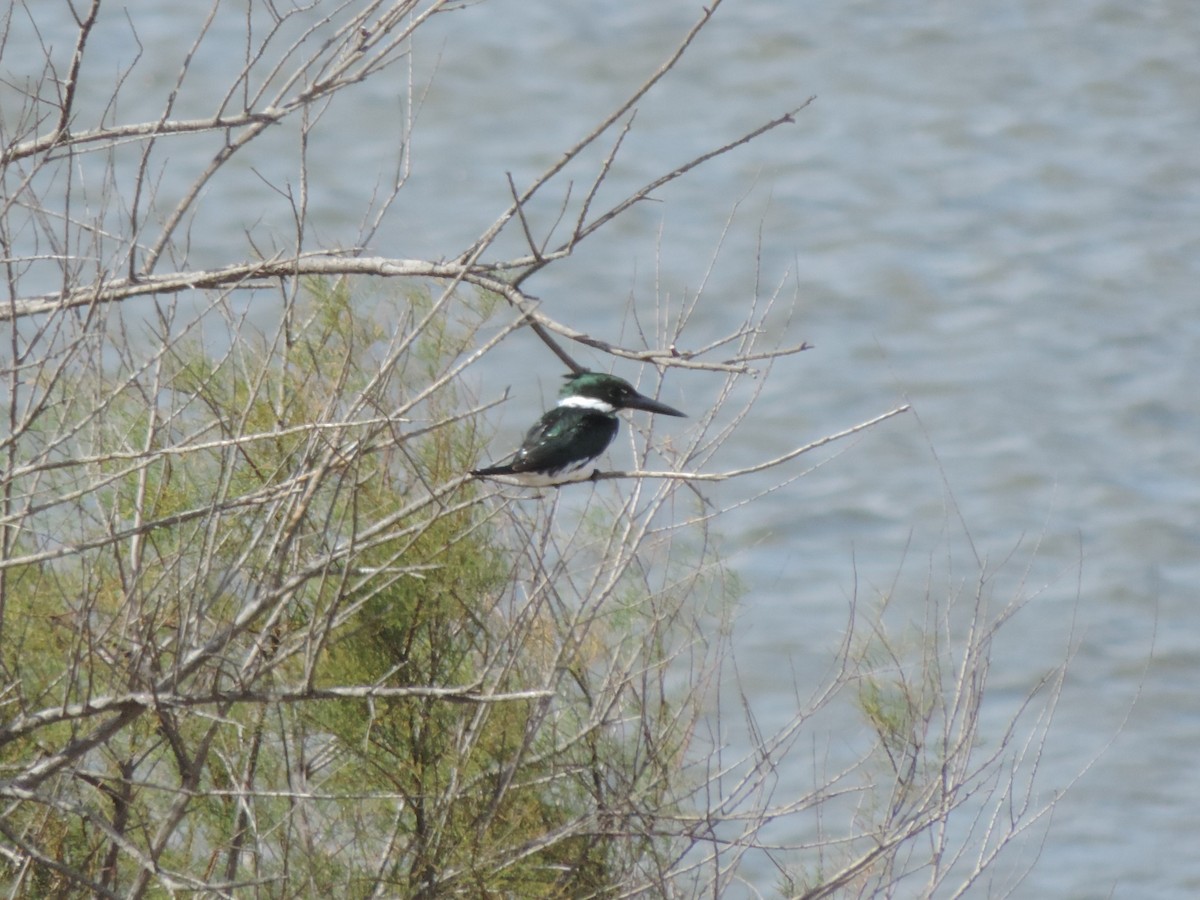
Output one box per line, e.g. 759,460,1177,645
587,404,911,482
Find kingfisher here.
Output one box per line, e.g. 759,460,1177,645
472,371,686,486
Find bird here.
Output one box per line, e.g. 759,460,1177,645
471,371,686,486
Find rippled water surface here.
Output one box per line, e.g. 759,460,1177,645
11,0,1198,895
404,6,1200,893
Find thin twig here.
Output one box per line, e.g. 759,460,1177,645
584,405,911,482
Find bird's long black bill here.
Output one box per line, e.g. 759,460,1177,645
623,392,686,417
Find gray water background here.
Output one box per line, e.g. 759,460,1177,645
6,0,1198,895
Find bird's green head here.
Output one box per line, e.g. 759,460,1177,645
558,372,686,417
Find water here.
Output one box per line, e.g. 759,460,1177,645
6,0,1198,895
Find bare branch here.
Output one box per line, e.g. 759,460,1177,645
580,405,911,483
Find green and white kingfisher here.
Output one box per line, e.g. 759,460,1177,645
472,371,686,486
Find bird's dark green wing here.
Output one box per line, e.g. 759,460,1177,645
507,408,619,474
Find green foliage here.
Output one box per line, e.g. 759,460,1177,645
0,280,700,897
0,280,715,897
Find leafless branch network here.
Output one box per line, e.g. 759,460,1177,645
0,1,1076,896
